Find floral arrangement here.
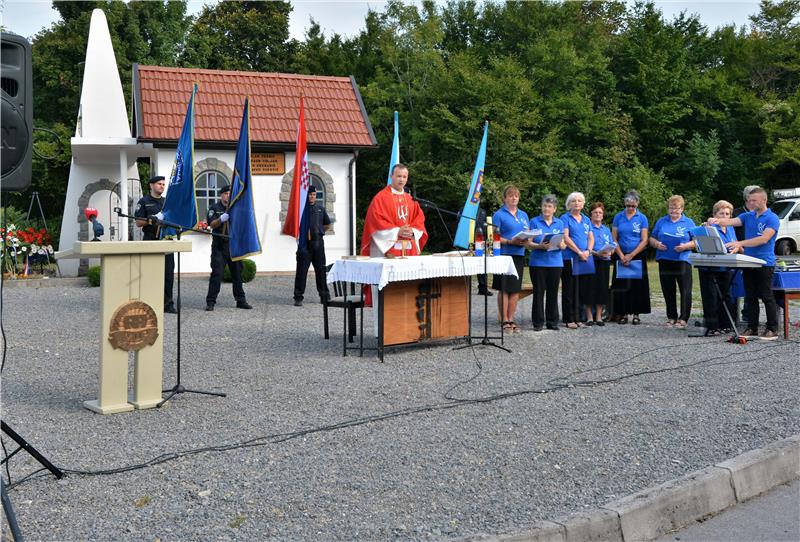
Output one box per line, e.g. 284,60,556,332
2,224,55,277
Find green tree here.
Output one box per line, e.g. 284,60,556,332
181,1,295,73
12,1,190,237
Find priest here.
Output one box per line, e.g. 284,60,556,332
360,163,428,257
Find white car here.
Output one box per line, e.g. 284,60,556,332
771,187,800,255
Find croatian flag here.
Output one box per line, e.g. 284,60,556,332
161,84,199,236
281,95,310,242
386,110,399,185
454,121,488,249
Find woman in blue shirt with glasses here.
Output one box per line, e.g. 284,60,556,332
528,194,566,331
650,195,697,329
610,190,651,325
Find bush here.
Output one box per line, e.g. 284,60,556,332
223,258,256,283
87,265,101,287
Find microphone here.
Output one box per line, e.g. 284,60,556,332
113,206,122,215
411,193,438,209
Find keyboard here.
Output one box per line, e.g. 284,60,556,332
688,253,766,268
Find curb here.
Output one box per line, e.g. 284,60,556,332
466,434,800,542
1,277,89,289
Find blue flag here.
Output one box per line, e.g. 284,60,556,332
229,98,262,261
386,110,399,184
161,84,198,236
454,121,488,249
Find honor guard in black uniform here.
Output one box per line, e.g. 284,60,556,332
293,188,332,306
134,176,176,313
205,185,252,311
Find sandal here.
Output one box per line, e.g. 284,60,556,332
666,319,676,328
632,316,640,326
503,321,514,332
566,322,578,329
618,316,629,325
511,322,521,333
674,320,687,329
577,322,587,328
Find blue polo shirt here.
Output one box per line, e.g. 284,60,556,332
492,206,530,257
528,215,565,267
591,223,614,260
560,212,592,261
739,209,781,266
612,210,648,254
651,214,696,262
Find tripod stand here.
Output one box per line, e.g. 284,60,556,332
412,196,510,353
114,209,227,407
1,421,64,541
158,224,227,407
25,191,61,277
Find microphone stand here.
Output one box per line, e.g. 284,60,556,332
115,208,227,407
412,197,510,353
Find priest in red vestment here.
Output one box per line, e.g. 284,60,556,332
361,163,428,257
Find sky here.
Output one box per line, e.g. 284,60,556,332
1,0,765,43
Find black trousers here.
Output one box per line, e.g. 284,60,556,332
293,241,329,301
698,269,735,331
561,260,590,323
658,260,693,321
743,266,778,331
531,266,561,327
164,253,174,307
206,242,245,304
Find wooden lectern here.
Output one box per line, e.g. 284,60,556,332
56,240,192,414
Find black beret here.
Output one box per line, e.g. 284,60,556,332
218,185,231,195
149,175,165,184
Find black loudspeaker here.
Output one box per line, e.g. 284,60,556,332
1,32,33,192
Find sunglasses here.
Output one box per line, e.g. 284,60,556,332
625,204,637,208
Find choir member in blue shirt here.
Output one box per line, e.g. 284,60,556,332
610,190,651,324
491,185,530,333
560,192,594,329
527,194,567,331
649,195,697,329
587,202,614,326
708,187,781,340
697,200,739,335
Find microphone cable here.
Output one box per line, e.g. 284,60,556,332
5,336,797,491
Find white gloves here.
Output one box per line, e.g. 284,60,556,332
219,213,230,223
155,212,164,221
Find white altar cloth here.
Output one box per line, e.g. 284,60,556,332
326,255,518,290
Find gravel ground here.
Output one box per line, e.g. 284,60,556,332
1,275,799,541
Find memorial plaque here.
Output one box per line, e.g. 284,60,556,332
108,300,159,351
252,152,285,175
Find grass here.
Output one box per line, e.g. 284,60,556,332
493,259,704,313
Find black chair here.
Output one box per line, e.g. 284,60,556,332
323,264,365,356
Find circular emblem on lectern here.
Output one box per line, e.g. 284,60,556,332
108,300,159,351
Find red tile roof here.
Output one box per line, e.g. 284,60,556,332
133,65,376,148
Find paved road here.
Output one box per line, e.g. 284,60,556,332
657,479,800,542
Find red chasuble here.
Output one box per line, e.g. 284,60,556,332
360,186,428,257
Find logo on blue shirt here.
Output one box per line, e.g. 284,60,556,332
631,221,641,233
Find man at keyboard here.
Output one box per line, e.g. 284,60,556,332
708,187,780,340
